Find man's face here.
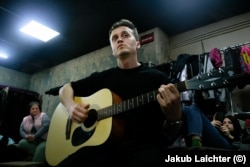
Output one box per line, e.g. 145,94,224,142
109,26,140,58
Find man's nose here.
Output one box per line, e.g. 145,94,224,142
117,35,124,42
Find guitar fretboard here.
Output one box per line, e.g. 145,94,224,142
97,81,187,120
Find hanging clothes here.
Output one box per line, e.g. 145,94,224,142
200,52,226,102
240,46,250,74
173,54,199,105
224,47,242,73
209,48,223,69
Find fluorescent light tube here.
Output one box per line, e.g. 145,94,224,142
20,20,60,42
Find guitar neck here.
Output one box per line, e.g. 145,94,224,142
96,66,247,121
97,81,187,120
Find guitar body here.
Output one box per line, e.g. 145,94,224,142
46,89,114,166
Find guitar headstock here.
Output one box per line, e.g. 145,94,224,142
185,67,249,91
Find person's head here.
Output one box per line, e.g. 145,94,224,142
28,101,41,117
109,19,140,58
223,115,242,139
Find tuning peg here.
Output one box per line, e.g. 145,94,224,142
196,75,201,80
210,82,216,87
207,72,213,77
218,68,224,73
223,80,229,85
198,84,204,89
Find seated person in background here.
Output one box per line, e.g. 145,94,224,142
211,114,242,145
181,105,234,149
18,101,50,162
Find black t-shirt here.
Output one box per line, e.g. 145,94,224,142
71,63,169,145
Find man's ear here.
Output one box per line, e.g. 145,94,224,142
136,41,141,49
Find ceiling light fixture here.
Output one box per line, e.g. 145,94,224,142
19,20,60,42
0,52,8,59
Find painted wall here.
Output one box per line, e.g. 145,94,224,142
169,12,250,58
0,66,31,89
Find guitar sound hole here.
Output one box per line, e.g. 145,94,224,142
72,127,94,146
84,109,97,128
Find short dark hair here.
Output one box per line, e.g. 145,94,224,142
28,101,41,111
109,19,139,41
